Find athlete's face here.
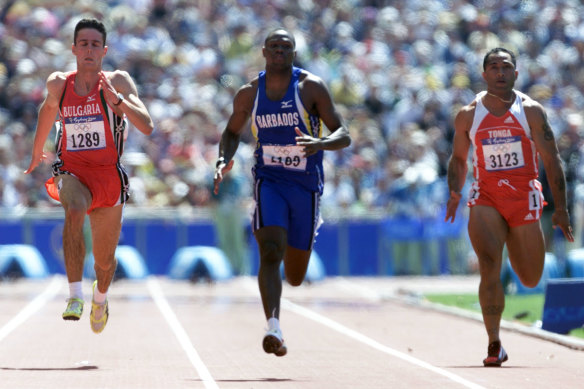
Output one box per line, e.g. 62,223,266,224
72,28,107,70
263,31,295,70
482,52,517,91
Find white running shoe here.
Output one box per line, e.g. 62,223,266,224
263,327,287,357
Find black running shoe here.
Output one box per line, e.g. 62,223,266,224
483,340,508,367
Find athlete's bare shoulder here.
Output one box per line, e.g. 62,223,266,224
45,71,69,97
237,77,259,98
454,99,478,133
232,77,259,114
297,69,331,113
517,90,546,121
103,69,134,89
104,69,129,79
457,99,478,120
297,69,326,90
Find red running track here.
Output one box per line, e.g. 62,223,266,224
1,275,583,389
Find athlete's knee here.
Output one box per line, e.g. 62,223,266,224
64,205,87,225
516,271,541,288
478,254,502,276
521,277,539,288
285,273,305,287
479,276,502,292
510,256,544,288
93,255,117,273
258,240,284,266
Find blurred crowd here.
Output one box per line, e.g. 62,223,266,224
2,0,584,223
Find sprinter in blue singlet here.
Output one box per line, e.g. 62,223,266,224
213,28,351,357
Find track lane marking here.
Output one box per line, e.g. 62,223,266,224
282,298,485,389
147,277,219,389
244,277,484,389
0,275,62,343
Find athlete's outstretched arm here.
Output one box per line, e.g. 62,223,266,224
25,72,66,174
214,83,255,195
445,105,473,223
527,102,574,242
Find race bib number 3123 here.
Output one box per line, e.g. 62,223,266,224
262,144,307,171
65,115,107,151
482,136,525,171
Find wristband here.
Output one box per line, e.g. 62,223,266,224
216,157,225,168
114,92,124,106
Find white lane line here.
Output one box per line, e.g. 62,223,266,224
0,275,63,343
242,277,484,388
282,298,486,389
146,277,219,389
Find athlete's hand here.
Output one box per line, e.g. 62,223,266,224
213,159,234,195
295,127,320,157
552,209,575,242
24,151,47,174
99,71,122,108
444,191,462,223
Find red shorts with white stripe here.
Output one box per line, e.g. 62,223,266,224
466,178,545,227
45,163,129,214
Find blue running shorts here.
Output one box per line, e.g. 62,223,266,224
252,178,321,251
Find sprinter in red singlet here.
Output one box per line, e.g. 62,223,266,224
25,18,153,333
445,47,574,367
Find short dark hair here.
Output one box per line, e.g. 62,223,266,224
264,28,295,48
483,47,516,71
74,18,107,46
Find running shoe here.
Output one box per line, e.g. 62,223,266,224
483,340,508,367
62,298,84,320
89,280,109,334
263,327,287,357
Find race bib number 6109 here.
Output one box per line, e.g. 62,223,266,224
262,145,307,171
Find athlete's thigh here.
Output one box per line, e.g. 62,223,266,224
55,174,92,210
283,245,311,285
506,221,545,278
468,205,508,262
89,204,124,262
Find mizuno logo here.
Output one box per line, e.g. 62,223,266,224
87,94,96,102
504,116,514,124
281,100,293,109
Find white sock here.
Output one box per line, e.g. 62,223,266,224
68,282,83,300
267,317,280,331
93,284,108,305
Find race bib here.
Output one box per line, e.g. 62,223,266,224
262,144,307,171
65,115,107,151
482,136,524,171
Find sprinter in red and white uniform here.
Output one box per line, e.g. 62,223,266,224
445,48,573,367
25,18,153,334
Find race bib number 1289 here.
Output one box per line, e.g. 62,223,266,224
65,115,106,151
